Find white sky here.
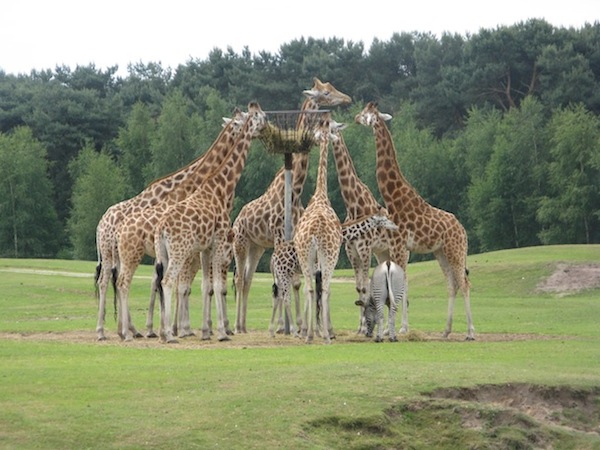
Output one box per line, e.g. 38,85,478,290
1,0,598,77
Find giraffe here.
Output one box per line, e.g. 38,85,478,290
94,109,245,340
355,102,475,340
293,113,342,344
152,102,267,343
232,77,351,334
115,111,247,341
269,212,398,338
329,119,409,334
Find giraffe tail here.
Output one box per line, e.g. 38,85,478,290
111,267,118,321
94,261,101,301
155,262,165,309
315,270,323,329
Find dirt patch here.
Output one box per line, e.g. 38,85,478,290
305,384,600,448
428,383,600,434
0,328,566,349
536,263,600,295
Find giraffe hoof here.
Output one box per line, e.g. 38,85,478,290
166,338,178,344
466,336,475,341
179,331,196,338
97,336,107,342
146,332,158,338
134,332,144,339
218,335,231,342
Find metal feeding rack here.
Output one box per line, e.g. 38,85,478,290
259,109,330,242
258,109,329,335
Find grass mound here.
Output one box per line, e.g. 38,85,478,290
304,384,600,449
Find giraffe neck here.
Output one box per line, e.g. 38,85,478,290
204,116,255,213
331,133,381,219
127,119,237,210
313,138,329,201
372,120,423,215
290,97,319,198
165,121,238,202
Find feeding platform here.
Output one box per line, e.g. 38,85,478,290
259,109,329,154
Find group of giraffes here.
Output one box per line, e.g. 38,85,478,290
94,77,475,345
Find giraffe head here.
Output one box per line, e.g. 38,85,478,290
355,102,392,127
245,101,267,137
222,107,247,131
303,77,352,107
313,112,344,144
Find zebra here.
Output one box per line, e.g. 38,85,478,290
357,260,407,342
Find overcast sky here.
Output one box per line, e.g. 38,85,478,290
1,0,597,77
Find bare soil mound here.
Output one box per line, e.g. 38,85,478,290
429,383,600,434
536,263,600,294
306,383,600,448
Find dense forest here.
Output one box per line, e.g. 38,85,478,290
1,18,599,270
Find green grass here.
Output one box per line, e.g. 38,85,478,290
0,245,599,449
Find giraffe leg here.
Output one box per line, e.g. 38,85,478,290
200,251,213,340
95,261,114,341
116,273,136,342
395,247,411,335
346,242,370,335
301,270,314,343
292,273,302,332
435,250,458,339
158,280,178,344
268,285,281,338
156,256,180,344
146,269,159,338
283,285,297,337
399,278,409,335
176,256,199,338
235,245,264,334
213,243,231,342
320,281,332,345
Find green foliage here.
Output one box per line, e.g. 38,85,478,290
148,89,202,181
3,21,600,256
468,97,549,251
538,103,600,243
0,127,61,257
67,144,127,260
116,102,155,196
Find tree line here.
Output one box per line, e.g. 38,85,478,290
0,18,599,268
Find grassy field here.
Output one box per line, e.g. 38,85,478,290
0,245,599,449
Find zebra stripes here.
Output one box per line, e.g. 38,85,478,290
358,260,407,342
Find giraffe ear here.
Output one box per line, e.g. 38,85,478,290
379,112,393,122
222,117,232,127
331,120,347,132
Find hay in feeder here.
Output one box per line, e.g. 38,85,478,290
259,122,315,154
258,109,327,154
